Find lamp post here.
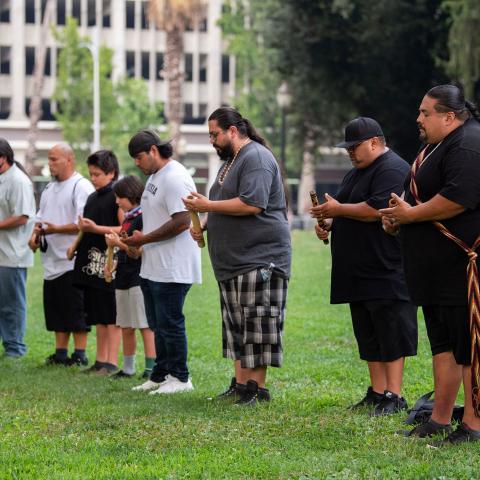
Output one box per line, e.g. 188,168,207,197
276,81,291,172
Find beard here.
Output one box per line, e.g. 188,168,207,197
418,125,427,142
215,142,234,161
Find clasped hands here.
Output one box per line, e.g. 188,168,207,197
378,193,414,235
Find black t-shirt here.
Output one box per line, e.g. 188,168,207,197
330,149,411,304
73,183,120,292
401,118,480,306
115,210,143,290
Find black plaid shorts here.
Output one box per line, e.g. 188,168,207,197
218,268,288,368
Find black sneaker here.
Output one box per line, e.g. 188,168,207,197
349,386,384,410
370,390,408,417
235,380,271,407
83,361,104,373
428,423,480,447
111,370,135,379
208,377,246,402
45,353,71,366
400,418,452,438
69,352,89,366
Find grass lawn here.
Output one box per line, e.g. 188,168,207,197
0,230,478,479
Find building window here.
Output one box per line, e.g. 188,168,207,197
184,53,193,82
199,17,207,32
221,54,230,83
184,103,193,122
0,46,10,74
0,0,10,23
102,0,111,27
126,51,135,78
87,0,96,26
40,0,48,22
25,0,35,23
141,52,149,80
25,47,35,75
72,0,81,25
56,48,63,70
57,0,66,25
25,98,55,120
156,52,163,80
125,0,135,29
199,54,207,83
0,97,10,119
141,1,149,29
199,103,207,119
44,47,51,76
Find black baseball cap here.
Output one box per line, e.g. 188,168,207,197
335,117,384,148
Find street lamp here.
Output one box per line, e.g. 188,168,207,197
80,25,100,152
276,81,292,172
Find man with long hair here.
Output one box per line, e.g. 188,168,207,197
184,107,291,406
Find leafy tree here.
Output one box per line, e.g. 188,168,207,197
53,18,162,173
442,0,480,101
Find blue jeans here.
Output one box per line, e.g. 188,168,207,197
140,279,191,383
0,267,27,357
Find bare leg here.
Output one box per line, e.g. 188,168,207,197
240,366,267,388
461,365,480,430
55,332,70,349
106,324,122,366
72,331,88,350
140,328,156,358
384,357,405,395
95,325,108,363
367,361,387,394
431,352,462,424
234,360,246,384
122,328,136,356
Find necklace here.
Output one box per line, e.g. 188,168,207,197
418,141,443,170
218,138,251,186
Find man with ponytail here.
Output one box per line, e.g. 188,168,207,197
381,85,480,445
183,107,291,406
126,130,201,395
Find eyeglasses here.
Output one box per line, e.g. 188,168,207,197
346,140,366,153
209,130,225,141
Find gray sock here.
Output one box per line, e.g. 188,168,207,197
122,355,136,375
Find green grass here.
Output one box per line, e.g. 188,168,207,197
0,231,478,479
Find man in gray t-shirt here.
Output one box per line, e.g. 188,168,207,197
184,107,291,406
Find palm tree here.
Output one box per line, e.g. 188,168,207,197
149,0,206,157
25,0,54,174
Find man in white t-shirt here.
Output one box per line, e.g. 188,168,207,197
28,143,94,366
0,138,35,358
125,130,201,394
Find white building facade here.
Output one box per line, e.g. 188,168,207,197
0,0,233,191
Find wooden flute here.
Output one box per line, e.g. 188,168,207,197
310,190,329,246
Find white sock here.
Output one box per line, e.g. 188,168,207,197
123,355,136,375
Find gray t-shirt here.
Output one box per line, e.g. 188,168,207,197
207,141,291,281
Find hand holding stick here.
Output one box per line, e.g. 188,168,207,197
310,190,329,245
187,196,205,248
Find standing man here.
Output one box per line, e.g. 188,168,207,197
28,143,94,366
381,85,480,444
125,130,201,395
311,117,417,416
183,107,291,406
0,138,36,358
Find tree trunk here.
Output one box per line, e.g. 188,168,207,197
164,23,184,158
25,0,54,175
297,129,316,227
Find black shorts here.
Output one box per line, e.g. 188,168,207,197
423,305,470,365
349,300,418,362
43,271,90,333
84,286,116,326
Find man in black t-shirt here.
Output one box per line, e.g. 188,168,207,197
311,117,417,416
381,85,480,445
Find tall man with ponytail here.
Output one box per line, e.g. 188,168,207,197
183,107,291,406
381,85,480,445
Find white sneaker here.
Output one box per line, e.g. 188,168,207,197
149,375,194,395
131,379,161,392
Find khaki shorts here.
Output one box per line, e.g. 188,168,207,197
115,286,149,329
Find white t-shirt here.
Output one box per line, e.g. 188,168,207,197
36,172,94,280
140,160,201,284
0,164,36,268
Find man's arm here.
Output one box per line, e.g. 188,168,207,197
310,193,380,222
123,211,191,247
182,193,261,216
42,222,79,235
0,215,29,229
